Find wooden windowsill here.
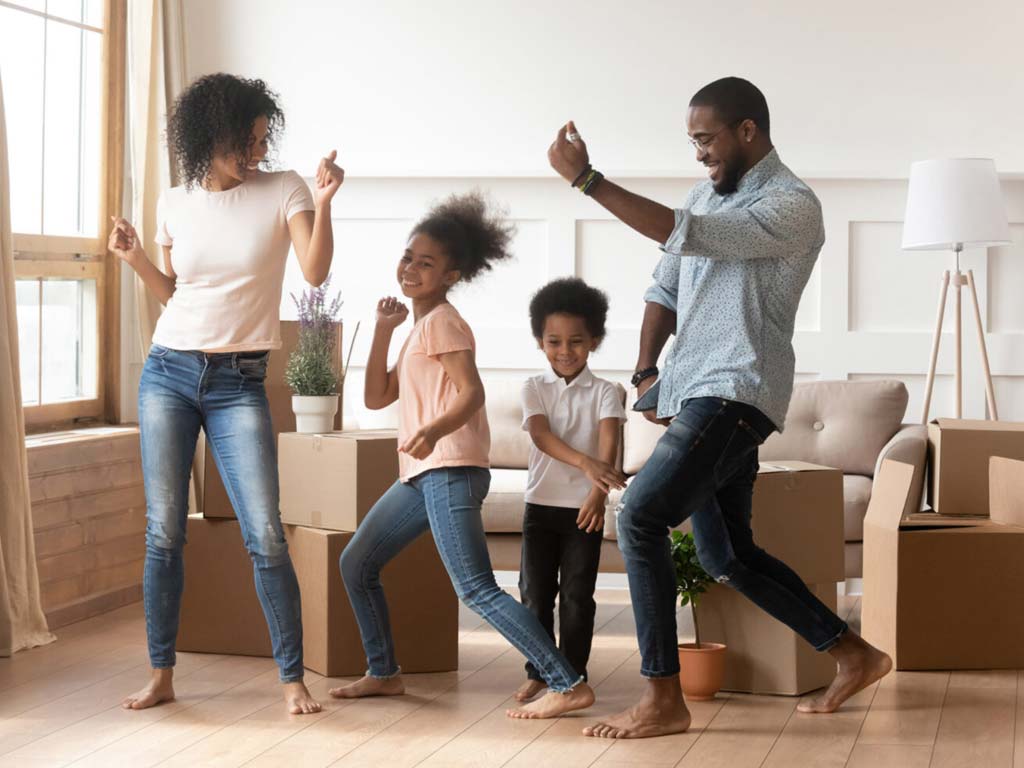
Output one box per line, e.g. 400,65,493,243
25,424,139,450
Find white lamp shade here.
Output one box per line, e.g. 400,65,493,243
902,158,1011,250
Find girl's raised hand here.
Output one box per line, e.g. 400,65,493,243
376,296,409,331
315,150,345,206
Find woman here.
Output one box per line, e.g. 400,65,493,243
108,73,343,714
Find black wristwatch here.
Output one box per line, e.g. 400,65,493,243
631,366,659,388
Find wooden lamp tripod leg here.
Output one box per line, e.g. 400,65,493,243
922,270,951,424
965,269,999,420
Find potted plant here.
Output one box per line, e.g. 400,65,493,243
671,529,727,700
286,276,343,434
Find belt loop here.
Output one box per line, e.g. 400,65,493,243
231,352,238,368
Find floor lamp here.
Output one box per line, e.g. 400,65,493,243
902,158,1011,423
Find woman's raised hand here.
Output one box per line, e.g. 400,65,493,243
376,296,409,331
315,149,345,206
108,216,145,267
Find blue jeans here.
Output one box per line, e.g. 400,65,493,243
138,344,304,683
340,467,583,692
617,397,848,678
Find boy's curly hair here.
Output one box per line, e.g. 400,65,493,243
410,190,516,282
529,277,609,341
167,73,284,188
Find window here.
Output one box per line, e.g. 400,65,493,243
1,0,125,429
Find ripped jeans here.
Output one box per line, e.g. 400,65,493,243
616,397,847,678
138,345,304,682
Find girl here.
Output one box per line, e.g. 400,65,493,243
332,192,595,719
108,73,343,714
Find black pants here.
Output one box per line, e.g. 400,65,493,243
518,502,603,682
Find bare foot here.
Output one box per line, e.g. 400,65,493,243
283,680,322,715
122,668,175,710
797,631,893,714
514,679,547,702
506,682,595,719
583,677,691,739
328,674,405,699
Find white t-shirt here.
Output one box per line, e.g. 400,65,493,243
521,367,626,508
152,170,315,352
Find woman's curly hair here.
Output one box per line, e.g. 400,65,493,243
167,73,284,188
410,190,516,283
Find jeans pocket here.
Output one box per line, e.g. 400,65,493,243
149,343,171,359
466,468,491,505
713,418,765,483
236,353,269,382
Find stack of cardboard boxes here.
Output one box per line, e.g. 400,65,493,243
863,419,1024,669
178,322,459,677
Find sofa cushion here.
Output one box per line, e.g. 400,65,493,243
485,379,534,469
842,474,872,542
758,380,908,476
480,468,528,532
621,380,907,478
623,394,670,475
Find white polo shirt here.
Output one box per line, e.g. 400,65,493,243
521,367,626,508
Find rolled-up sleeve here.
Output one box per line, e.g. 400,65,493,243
644,249,680,312
663,188,823,261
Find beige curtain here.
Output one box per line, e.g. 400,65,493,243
0,74,56,655
128,0,185,351
127,0,206,510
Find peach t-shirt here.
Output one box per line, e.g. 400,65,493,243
152,170,314,352
396,303,491,482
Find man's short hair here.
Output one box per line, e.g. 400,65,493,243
689,77,770,137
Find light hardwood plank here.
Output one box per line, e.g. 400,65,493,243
856,670,949,746
674,692,797,768
759,681,878,768
65,663,288,767
930,685,1016,768
844,743,932,768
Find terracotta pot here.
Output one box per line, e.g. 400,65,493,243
677,642,727,700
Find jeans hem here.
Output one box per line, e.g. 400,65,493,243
640,668,681,679
280,673,305,684
814,623,849,652
549,674,587,694
367,666,403,680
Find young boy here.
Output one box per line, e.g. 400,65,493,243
515,277,628,702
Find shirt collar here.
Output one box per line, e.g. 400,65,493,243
734,147,782,195
542,365,595,389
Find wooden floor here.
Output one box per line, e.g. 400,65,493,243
0,589,1020,768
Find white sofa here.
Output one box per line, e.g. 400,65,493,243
481,378,927,580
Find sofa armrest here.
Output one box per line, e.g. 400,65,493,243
872,423,927,516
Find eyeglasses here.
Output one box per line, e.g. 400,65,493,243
687,121,741,151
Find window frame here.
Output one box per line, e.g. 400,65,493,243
8,0,127,431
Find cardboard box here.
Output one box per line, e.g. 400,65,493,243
279,431,398,531
749,461,845,584
990,456,1024,526
178,517,458,676
681,461,844,695
696,582,838,695
863,459,1024,669
200,321,344,519
927,418,1024,516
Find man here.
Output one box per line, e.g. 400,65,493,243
547,77,892,740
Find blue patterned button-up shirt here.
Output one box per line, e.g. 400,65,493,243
644,149,824,431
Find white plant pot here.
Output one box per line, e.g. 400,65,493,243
292,394,339,434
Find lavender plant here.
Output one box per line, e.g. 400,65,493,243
285,275,343,396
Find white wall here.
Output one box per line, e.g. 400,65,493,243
181,0,1024,178
122,1,1024,425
